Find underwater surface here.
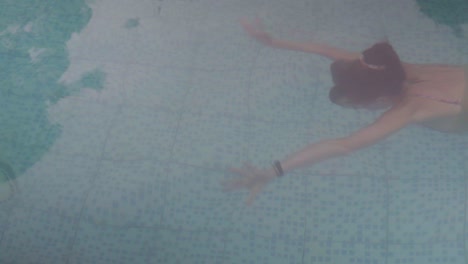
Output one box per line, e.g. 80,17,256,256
0,0,102,180
0,0,467,263
416,0,468,37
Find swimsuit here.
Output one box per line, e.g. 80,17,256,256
409,93,461,105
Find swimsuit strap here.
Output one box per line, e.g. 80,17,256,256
409,93,461,105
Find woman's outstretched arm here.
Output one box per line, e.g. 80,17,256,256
241,18,360,61
279,104,415,173
223,102,416,205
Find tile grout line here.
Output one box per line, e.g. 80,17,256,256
151,21,202,260
62,94,126,264
221,28,264,263
383,144,390,264
301,174,308,264
463,141,467,264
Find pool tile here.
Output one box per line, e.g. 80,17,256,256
224,230,304,264
172,112,249,169
228,172,308,240
388,241,465,264
184,69,251,118
305,175,388,244
388,177,465,244
48,99,119,158
123,65,192,112
303,240,386,264
81,159,166,228
103,105,179,161
147,228,226,264
0,207,76,264
69,220,156,264
162,163,240,231
15,154,99,218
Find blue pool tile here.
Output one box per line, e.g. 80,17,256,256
129,16,199,67
228,172,308,240
388,241,465,264
303,240,386,264
69,220,156,264
184,69,251,118
224,230,304,264
162,163,241,231
305,175,388,244
72,16,141,64
103,105,179,162
47,98,120,158
243,119,313,168
247,66,319,123
172,112,250,169
147,228,226,264
16,154,99,218
388,177,465,244
382,127,466,180
81,159,166,228
0,207,76,264
123,65,192,112
0,205,12,240
90,0,156,19
58,61,129,107
191,24,260,70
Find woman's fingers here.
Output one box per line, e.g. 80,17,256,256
221,178,244,192
246,184,262,206
240,19,261,36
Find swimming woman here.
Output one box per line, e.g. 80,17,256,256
223,18,468,205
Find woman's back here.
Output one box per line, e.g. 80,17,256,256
403,63,467,132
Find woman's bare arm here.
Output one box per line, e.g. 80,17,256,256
270,39,359,61
278,103,416,173
241,18,359,61
223,102,417,205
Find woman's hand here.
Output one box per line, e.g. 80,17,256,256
222,162,276,206
240,18,274,46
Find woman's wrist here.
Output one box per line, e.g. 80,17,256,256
269,38,281,48
265,160,285,178
272,160,284,177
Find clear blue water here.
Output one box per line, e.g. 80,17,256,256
0,0,467,263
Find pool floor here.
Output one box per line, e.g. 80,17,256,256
0,0,468,263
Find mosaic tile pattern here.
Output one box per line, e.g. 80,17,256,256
228,173,309,240
81,159,166,228
15,153,99,218
305,175,388,244
303,240,387,264
388,176,465,244
388,241,465,264
1,0,468,263
47,98,120,158
0,207,76,264
172,112,249,169
102,106,180,161
148,228,226,264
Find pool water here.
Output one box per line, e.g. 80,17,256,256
0,0,467,263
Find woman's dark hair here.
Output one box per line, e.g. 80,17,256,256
329,42,406,106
